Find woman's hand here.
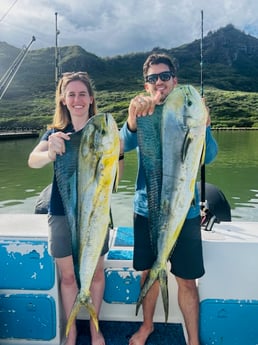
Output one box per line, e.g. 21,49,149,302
48,132,71,161
28,131,71,168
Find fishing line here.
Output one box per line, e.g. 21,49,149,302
0,0,19,23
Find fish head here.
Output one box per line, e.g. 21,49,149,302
79,113,120,190
164,85,208,129
80,113,120,161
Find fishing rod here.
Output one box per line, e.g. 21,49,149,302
0,36,36,100
0,0,19,23
55,12,61,86
200,9,204,98
200,9,208,218
199,11,231,230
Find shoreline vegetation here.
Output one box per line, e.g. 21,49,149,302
1,86,258,133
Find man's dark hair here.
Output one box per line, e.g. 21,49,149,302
143,53,177,78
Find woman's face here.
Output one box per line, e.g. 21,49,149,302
62,80,93,120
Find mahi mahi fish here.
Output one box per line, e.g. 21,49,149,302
136,85,207,321
55,113,120,335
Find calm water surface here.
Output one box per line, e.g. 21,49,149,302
0,131,258,226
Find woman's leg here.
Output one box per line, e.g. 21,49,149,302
89,255,106,345
56,256,78,345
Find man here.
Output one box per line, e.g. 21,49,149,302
120,53,218,345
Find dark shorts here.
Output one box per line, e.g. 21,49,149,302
48,215,109,258
133,213,205,279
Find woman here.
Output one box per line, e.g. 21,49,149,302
28,72,123,345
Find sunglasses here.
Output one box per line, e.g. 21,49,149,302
145,71,175,84
62,71,89,78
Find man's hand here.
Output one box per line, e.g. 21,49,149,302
127,92,162,131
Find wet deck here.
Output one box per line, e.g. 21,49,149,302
76,320,186,345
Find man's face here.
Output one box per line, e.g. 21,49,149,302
144,63,177,103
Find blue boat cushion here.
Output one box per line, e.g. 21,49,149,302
0,239,55,290
113,227,134,247
104,268,140,304
200,298,258,345
107,249,133,260
0,294,56,340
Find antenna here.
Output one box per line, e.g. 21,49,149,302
55,12,61,86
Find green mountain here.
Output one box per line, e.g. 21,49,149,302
172,24,258,92
0,24,258,129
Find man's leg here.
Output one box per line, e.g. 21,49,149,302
129,270,159,345
176,277,200,345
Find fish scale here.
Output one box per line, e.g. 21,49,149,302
136,105,163,257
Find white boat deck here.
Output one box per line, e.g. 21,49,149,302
0,214,258,344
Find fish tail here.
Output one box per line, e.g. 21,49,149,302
65,295,82,337
136,266,159,315
159,268,169,322
65,294,99,337
136,266,168,321
85,299,99,332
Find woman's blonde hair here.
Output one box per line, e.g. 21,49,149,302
48,72,97,130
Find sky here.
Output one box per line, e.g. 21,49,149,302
0,0,258,57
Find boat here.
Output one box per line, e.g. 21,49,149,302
2,11,256,343
0,213,258,345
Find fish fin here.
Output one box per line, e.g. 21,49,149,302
200,142,206,165
159,268,169,322
84,299,99,332
112,161,119,192
181,129,192,162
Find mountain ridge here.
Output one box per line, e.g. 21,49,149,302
1,24,258,130
1,24,258,95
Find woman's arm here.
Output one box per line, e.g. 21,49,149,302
28,140,53,169
28,131,70,168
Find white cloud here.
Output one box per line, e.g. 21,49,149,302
0,0,258,57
